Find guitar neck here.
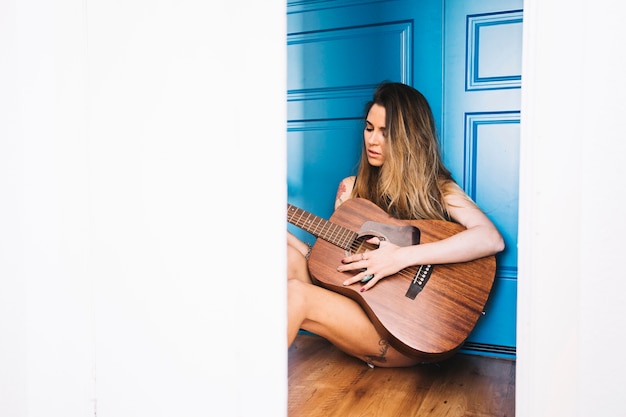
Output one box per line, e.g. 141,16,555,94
287,204,357,250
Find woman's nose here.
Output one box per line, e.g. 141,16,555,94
368,130,382,144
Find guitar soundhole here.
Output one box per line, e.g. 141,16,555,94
345,237,375,258
343,238,376,277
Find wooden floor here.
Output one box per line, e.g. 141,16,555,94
288,334,515,417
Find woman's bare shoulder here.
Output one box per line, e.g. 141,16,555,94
443,182,495,229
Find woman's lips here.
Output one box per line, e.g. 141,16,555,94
367,149,381,158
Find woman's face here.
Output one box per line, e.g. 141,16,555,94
364,103,386,167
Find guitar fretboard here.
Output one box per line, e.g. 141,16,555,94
287,204,358,251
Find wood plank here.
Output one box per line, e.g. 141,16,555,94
288,334,515,417
416,354,515,416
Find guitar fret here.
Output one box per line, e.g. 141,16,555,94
343,230,352,249
327,223,341,245
287,204,356,251
313,216,326,237
335,223,353,251
310,215,321,235
337,226,352,250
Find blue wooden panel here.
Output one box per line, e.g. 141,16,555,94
445,0,522,356
460,113,519,356
287,22,412,90
288,86,374,122
287,0,443,126
287,0,390,15
464,112,520,275
463,277,517,357
287,21,412,120
287,119,363,244
466,10,523,90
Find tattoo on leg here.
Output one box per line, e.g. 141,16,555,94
365,339,390,365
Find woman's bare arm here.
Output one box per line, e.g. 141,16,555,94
337,187,504,290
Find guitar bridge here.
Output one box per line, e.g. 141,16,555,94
405,264,433,300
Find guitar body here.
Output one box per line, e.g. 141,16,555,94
302,198,496,362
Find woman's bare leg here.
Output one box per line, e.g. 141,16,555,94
287,243,311,283
288,278,421,368
286,232,420,367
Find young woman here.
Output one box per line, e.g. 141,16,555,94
287,82,505,368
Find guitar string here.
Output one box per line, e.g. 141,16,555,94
345,239,424,283
288,206,427,285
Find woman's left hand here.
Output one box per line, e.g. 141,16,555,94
336,237,405,292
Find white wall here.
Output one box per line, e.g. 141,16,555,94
0,1,286,416
518,0,626,416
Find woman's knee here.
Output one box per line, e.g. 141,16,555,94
287,245,310,282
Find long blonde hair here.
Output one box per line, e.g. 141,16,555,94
352,82,456,221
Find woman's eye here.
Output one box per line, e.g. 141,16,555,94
364,127,374,132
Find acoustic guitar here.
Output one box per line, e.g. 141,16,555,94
287,198,496,362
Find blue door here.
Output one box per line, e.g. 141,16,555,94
287,0,443,230
287,0,520,359
443,0,522,358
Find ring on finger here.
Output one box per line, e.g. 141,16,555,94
361,274,375,283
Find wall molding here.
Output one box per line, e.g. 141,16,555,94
463,110,521,196
466,10,523,91
287,21,412,120
287,0,390,14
